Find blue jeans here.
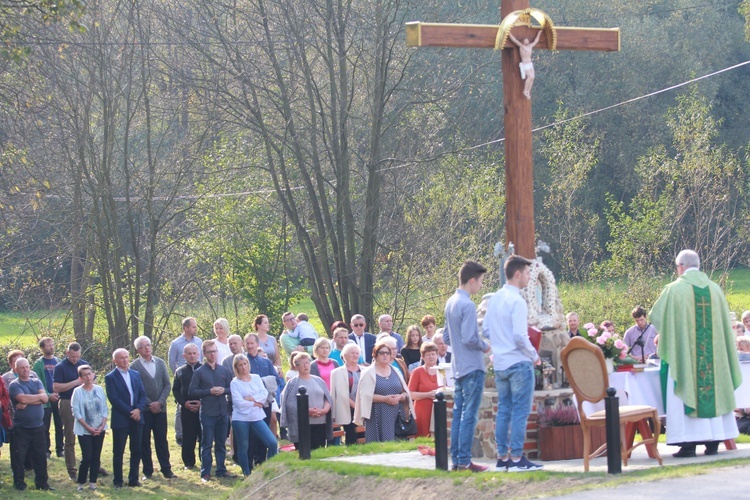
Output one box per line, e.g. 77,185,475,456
199,414,228,477
494,361,535,458
232,419,278,476
451,369,485,466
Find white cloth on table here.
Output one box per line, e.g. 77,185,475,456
582,364,750,416
580,368,662,416
735,362,750,408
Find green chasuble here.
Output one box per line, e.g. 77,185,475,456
651,270,742,418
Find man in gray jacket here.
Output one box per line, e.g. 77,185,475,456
131,336,175,479
443,260,490,473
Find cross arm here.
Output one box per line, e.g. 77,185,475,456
406,22,620,52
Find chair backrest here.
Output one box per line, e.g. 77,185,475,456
561,337,608,408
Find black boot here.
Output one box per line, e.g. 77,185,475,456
672,444,697,458
704,441,720,456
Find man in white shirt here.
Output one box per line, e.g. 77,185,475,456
484,255,542,472
349,314,376,365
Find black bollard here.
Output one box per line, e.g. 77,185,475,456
604,386,622,474
297,385,311,460
433,392,448,471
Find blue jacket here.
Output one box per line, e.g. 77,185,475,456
105,368,147,429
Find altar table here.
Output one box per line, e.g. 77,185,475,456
583,363,750,416
581,363,750,455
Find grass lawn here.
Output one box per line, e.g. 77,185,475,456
0,310,70,347
724,268,750,315
2,267,748,347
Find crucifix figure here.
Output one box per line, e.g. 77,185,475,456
509,30,541,99
406,0,620,259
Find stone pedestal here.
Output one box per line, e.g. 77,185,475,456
443,387,576,460
444,389,539,459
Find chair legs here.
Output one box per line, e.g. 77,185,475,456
584,413,663,472
582,424,591,472
622,414,663,467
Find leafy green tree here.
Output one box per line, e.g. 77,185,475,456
537,105,602,280
601,86,748,278
164,0,450,330
180,140,306,333
379,145,505,326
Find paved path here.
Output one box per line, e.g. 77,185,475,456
326,441,750,473
325,441,750,498
550,466,750,499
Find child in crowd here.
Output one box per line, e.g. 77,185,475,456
733,321,746,338
285,352,300,381
293,313,319,346
737,337,750,362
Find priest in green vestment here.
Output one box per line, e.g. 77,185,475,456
651,250,741,458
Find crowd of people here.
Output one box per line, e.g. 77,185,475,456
0,310,457,491
1,249,747,489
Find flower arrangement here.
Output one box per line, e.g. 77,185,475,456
583,322,627,361
538,403,580,427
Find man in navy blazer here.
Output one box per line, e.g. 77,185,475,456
349,314,377,365
105,348,147,488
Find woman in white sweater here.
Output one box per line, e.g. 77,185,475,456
230,354,278,476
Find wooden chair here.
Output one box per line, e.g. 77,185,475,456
561,337,663,472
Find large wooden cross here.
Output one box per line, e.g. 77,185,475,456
406,0,619,259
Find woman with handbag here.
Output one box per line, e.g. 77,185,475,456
354,340,414,442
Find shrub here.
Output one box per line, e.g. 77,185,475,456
538,404,580,427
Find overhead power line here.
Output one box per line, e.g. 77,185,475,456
37,58,750,200
459,58,750,152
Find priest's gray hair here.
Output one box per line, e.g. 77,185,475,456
676,249,700,269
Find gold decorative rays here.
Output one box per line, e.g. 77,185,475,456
494,8,556,51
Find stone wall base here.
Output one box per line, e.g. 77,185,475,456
444,388,575,459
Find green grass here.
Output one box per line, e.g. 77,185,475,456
241,437,750,499
2,267,747,348
0,398,237,498
0,296,327,349
557,267,750,332
0,310,69,346
724,268,750,316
